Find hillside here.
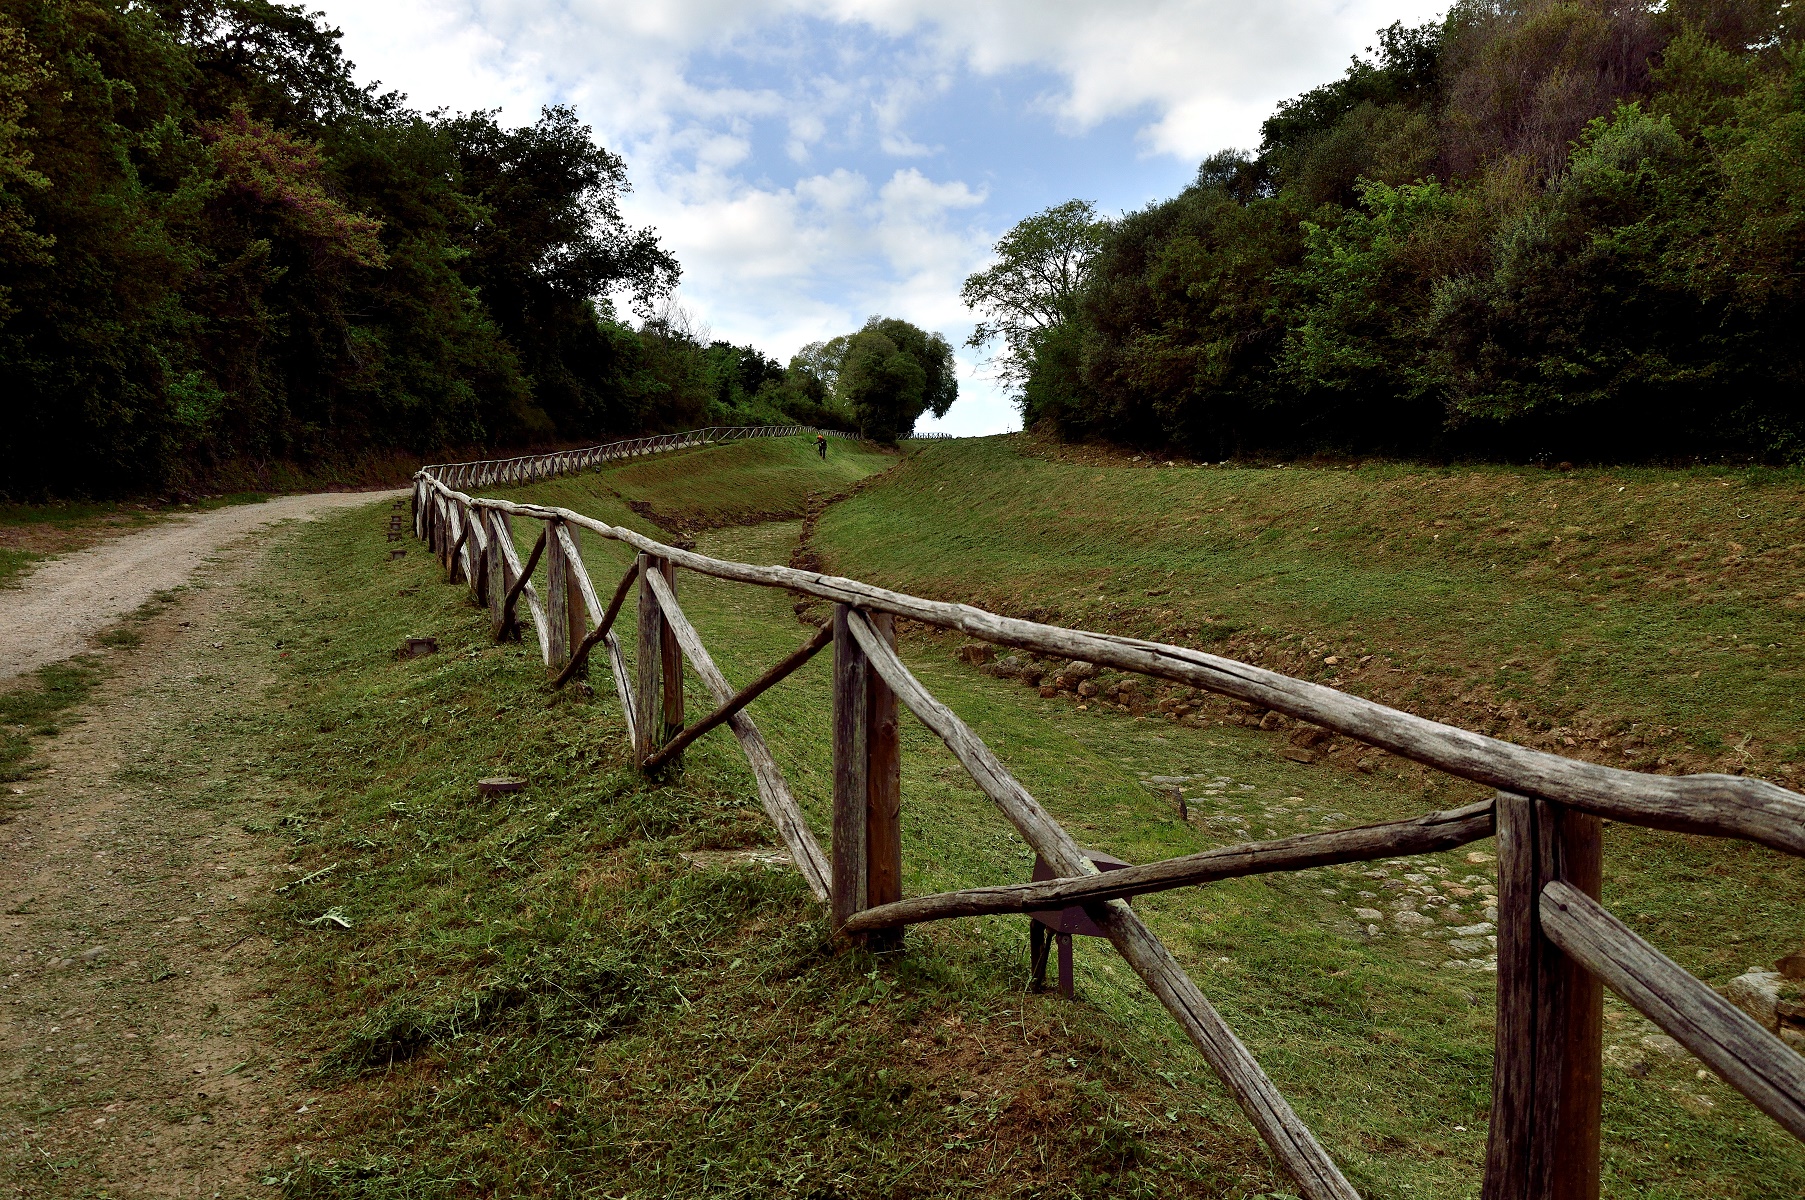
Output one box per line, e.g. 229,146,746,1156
6,435,1799,1198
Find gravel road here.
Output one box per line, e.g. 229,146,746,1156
0,490,403,683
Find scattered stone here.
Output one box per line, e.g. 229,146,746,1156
959,642,995,666
477,776,527,796
1393,911,1435,930
1452,923,1495,937
1464,852,1494,864
1776,944,1805,981
1732,968,1783,1025
1279,746,1318,764
1353,908,1383,921
1449,937,1489,954
402,636,439,658
1641,1033,1686,1061
77,946,105,963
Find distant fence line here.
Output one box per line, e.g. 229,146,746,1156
410,428,1805,1200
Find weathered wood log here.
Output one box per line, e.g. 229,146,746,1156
1540,880,1805,1142
842,799,1495,934
641,622,832,771
659,559,684,752
432,485,1805,858
501,527,547,629
831,605,870,933
543,520,577,677
485,509,512,640
641,566,832,902
489,516,549,656
636,553,667,766
464,509,490,608
840,610,1358,1200
553,557,639,690
606,629,639,755
864,611,903,951
1484,794,1603,1200
445,513,469,584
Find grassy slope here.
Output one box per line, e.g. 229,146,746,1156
142,434,1801,1197
815,436,1805,780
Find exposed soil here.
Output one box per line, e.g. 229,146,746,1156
0,491,401,685
0,502,389,1197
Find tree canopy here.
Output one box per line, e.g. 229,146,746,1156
973,0,1805,463
0,1,841,497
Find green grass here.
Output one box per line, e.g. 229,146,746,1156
546,434,896,534
117,437,1805,1197
813,436,1805,782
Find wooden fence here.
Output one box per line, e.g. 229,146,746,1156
411,434,1805,1200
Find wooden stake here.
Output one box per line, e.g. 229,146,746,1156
544,520,574,677
1484,793,1603,1200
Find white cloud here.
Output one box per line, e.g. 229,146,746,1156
316,1,1446,433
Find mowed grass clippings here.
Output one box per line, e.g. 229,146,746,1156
230,504,1284,1199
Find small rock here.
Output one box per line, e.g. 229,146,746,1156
1641,1033,1686,1061
1393,911,1434,930
1353,908,1383,921
1063,660,1097,680
1279,746,1318,764
1449,937,1489,954
1451,923,1495,937
1464,852,1494,864
1775,946,1805,981
1725,971,1785,1032
77,946,105,963
477,776,527,796
959,642,996,666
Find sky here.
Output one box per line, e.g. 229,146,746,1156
312,1,1442,434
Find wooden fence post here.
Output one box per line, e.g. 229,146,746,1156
831,606,903,947
636,554,682,766
1484,792,1604,1200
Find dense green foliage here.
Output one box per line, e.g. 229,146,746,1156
973,1,1805,461
792,315,957,443
0,2,842,498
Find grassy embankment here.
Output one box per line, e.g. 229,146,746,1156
134,434,1802,1198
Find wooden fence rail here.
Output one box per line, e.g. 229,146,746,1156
410,433,1805,1200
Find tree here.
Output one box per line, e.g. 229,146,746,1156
961,200,1109,394
837,316,957,442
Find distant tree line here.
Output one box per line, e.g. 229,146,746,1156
0,2,952,498
966,1,1805,462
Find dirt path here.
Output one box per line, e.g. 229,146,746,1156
0,502,387,1197
0,491,403,685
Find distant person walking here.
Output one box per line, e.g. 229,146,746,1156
816,432,827,461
